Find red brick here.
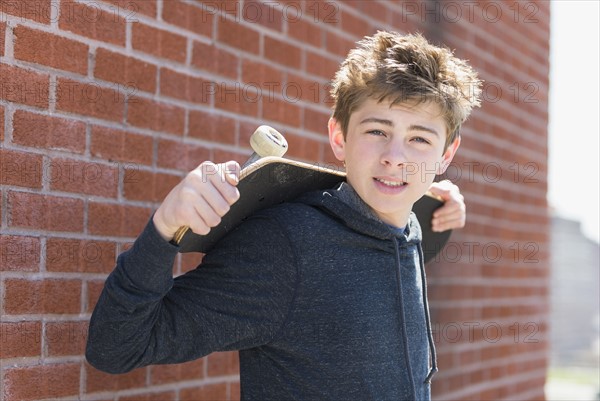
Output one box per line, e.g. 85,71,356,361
241,59,284,90
206,351,239,376
160,68,211,104
162,0,213,37
156,139,211,172
56,77,124,122
12,110,86,153
0,321,42,358
283,133,320,161
90,125,153,165
45,238,116,274
94,48,157,94
305,1,341,24
86,280,106,313
102,0,157,18
7,191,84,232
262,96,301,127
188,111,236,144
127,96,185,135
288,17,322,48
0,149,43,189
325,31,355,57
150,359,204,385
344,0,387,21
0,235,41,272
217,18,259,53
0,0,52,24
123,170,180,202
0,106,4,143
212,149,247,165
132,23,187,63
241,0,283,31
201,1,238,17
230,381,241,401
340,10,374,38
119,391,177,401
14,26,88,74
0,22,6,57
214,84,259,117
3,363,80,400
48,158,118,198
87,202,152,237
264,36,301,69
0,64,49,108
180,383,228,401
59,0,126,46
304,108,329,135
179,252,203,274
305,51,340,80
4,279,81,314
85,362,147,393
45,320,88,356
287,73,323,104
192,41,239,79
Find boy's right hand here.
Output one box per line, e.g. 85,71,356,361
152,161,241,242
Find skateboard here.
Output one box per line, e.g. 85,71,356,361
173,126,451,263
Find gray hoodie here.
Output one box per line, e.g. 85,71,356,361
86,183,437,400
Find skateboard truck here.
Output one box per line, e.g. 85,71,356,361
172,126,288,244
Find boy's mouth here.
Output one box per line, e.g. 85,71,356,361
374,177,407,187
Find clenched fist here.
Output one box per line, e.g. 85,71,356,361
153,161,241,241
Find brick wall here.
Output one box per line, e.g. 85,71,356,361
0,1,550,400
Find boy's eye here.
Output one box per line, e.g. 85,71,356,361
366,129,386,136
411,136,431,144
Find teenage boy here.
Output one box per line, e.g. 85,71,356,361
87,31,481,400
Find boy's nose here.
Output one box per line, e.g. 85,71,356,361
380,143,407,167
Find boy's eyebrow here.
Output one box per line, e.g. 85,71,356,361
408,124,440,137
359,117,393,126
359,118,440,137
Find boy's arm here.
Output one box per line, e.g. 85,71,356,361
86,162,297,374
428,180,466,232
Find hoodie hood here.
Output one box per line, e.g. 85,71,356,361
297,182,423,245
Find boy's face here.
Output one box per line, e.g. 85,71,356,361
328,98,460,228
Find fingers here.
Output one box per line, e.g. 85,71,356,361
428,179,456,200
207,161,240,204
429,180,466,232
185,161,240,232
153,161,242,240
432,212,465,232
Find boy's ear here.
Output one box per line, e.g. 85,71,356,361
437,136,461,174
328,117,346,162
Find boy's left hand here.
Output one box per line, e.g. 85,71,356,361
427,180,466,232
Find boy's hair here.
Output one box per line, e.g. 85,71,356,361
330,31,482,150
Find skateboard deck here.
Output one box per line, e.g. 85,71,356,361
174,156,451,263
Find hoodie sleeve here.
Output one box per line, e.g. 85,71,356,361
86,213,298,374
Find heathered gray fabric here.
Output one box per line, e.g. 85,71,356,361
86,183,434,400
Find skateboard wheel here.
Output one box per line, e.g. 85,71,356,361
250,126,288,157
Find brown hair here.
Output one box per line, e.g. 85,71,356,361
330,31,482,149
